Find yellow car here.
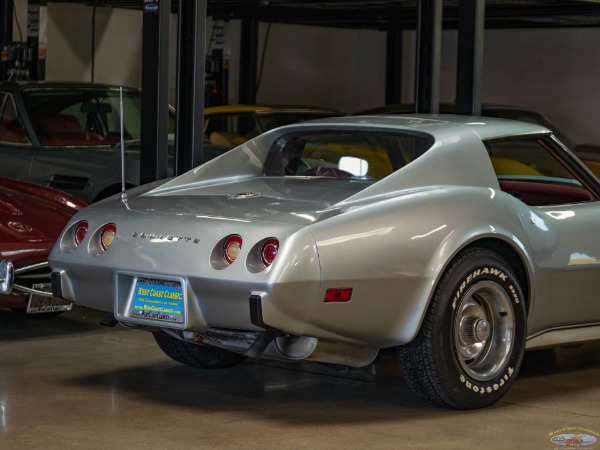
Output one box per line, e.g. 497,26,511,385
204,104,344,147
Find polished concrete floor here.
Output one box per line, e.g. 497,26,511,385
1,306,599,450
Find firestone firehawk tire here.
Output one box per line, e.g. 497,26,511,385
397,247,526,409
153,331,247,369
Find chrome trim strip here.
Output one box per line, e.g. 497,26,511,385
14,261,49,274
11,283,53,297
526,323,600,349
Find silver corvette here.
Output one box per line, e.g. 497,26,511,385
49,115,600,409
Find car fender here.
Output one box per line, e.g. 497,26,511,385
304,185,534,347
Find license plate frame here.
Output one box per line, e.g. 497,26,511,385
129,278,185,324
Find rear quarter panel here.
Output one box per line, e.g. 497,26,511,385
304,186,532,347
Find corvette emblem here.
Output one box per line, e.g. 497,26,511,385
131,231,200,244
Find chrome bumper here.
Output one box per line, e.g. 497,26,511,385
0,260,14,294
2,260,56,297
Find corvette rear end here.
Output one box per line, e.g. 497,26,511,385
50,174,396,366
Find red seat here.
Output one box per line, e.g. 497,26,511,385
0,118,28,144
39,114,103,146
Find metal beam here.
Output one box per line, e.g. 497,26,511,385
175,0,206,173
385,29,403,106
238,16,258,104
140,0,170,184
0,0,13,80
456,0,485,116
414,0,442,114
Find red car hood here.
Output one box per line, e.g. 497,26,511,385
0,178,86,265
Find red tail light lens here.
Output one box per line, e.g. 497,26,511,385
324,288,353,302
74,221,88,247
261,238,279,267
100,223,117,251
223,234,242,265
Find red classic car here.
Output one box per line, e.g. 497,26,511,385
0,177,86,313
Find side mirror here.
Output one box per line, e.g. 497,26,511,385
339,156,369,176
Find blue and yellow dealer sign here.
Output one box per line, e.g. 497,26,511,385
130,278,184,323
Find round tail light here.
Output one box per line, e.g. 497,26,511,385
100,223,117,251
74,221,88,247
223,234,242,265
261,238,279,267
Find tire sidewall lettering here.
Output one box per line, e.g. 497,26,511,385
459,367,515,395
451,266,519,310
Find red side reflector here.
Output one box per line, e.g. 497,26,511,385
324,288,353,303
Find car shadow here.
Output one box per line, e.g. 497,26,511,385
519,344,600,377
70,342,599,420
72,359,452,422
0,305,110,341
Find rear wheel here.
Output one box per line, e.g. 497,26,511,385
397,247,526,409
153,331,246,369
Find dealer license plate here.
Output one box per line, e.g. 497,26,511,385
27,283,73,314
129,278,184,324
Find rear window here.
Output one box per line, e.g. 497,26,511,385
263,131,433,181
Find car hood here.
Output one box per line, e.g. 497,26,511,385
0,178,85,264
99,177,374,226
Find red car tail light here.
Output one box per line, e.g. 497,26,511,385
74,221,88,247
261,238,279,267
99,223,117,251
223,234,242,265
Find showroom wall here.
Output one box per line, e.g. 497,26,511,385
11,1,600,145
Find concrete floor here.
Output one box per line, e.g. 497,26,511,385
1,306,599,450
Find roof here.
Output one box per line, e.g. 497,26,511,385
288,113,551,141
51,1,600,30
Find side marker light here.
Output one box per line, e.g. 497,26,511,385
324,288,353,303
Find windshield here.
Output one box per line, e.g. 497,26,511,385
22,87,160,146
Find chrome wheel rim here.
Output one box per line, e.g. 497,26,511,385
454,280,514,381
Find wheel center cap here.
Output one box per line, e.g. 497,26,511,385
474,319,491,342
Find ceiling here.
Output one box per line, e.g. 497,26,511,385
54,0,600,30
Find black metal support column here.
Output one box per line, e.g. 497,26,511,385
1,0,13,80
26,0,46,80
238,17,258,104
385,29,403,106
175,0,206,174
456,0,485,116
414,0,442,114
140,0,170,184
